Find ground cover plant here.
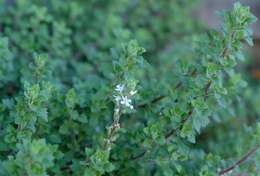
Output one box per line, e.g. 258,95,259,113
0,0,259,175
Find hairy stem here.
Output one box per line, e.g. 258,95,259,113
104,104,121,152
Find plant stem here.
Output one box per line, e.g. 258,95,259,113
218,144,260,175
105,104,121,152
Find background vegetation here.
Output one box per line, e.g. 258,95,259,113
0,0,259,175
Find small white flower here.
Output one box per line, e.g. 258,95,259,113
120,96,132,108
114,123,120,128
130,90,137,96
114,95,121,102
115,84,124,93
114,83,137,110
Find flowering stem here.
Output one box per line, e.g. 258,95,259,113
104,104,122,152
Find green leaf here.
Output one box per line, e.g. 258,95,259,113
65,89,77,109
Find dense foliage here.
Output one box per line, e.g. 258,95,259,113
0,0,259,175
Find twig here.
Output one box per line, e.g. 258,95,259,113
129,77,212,160
204,80,212,100
128,108,194,161
104,105,121,151
129,151,147,160
137,81,182,108
137,95,166,108
165,109,194,139
218,144,260,175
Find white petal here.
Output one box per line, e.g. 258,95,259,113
115,84,124,92
130,90,137,95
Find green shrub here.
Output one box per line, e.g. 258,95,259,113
0,1,258,175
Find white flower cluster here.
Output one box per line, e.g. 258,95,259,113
114,84,137,109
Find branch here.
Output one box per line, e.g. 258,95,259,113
129,151,147,160
128,108,194,161
129,78,211,160
204,80,212,100
104,105,122,151
137,95,166,108
218,144,260,175
165,109,193,139
137,81,182,108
